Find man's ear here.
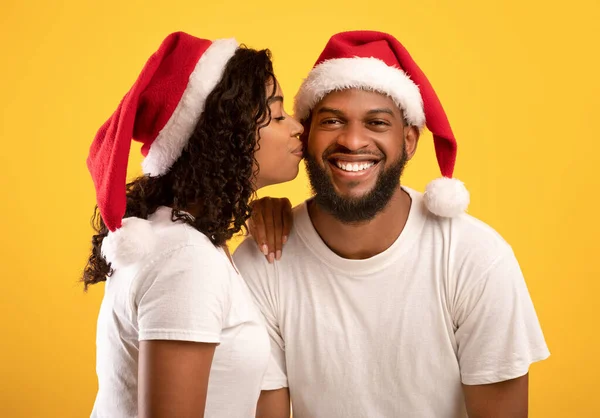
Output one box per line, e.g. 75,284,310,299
405,125,420,160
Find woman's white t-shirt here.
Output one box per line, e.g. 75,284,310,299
91,207,270,417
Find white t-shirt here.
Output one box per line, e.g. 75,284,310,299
233,187,550,418
91,206,270,418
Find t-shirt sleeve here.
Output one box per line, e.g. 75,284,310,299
454,248,550,385
133,244,230,343
233,237,288,390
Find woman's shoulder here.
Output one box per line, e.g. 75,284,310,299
103,207,223,273
149,207,216,252
133,210,233,290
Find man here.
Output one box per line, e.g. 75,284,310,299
233,30,549,418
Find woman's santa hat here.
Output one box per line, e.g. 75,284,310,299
294,30,469,217
87,32,238,268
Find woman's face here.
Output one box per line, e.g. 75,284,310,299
253,82,304,189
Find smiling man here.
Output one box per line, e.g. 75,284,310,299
233,31,550,418
303,89,413,225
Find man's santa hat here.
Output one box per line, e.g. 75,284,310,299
294,30,469,217
87,32,238,268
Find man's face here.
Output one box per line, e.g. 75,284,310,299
304,88,419,223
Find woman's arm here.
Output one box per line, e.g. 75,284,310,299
256,388,291,418
138,340,217,418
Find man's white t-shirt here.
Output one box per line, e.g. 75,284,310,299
233,187,550,418
91,207,270,418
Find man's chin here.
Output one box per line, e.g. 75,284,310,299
330,177,378,199
331,187,374,203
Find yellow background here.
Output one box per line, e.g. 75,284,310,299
1,0,598,416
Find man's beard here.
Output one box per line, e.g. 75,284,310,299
304,143,408,223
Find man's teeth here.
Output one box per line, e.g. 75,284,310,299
335,161,375,172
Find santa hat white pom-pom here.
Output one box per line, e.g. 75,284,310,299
424,177,470,218
101,217,157,269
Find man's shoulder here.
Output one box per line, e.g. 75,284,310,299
289,199,310,226
233,199,312,277
233,235,264,265
432,211,514,263
449,212,507,242
404,185,511,256
233,198,310,266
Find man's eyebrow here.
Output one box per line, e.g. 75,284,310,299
317,107,396,117
317,107,345,117
366,108,395,116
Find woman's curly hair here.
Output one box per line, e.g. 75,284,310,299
82,46,277,290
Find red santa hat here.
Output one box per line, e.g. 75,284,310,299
87,32,238,268
294,30,469,218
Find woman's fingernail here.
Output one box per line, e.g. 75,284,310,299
268,253,275,264
261,244,268,255
276,250,282,260
282,235,288,244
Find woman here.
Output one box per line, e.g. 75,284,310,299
83,32,303,417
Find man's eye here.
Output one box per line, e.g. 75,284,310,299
369,120,389,126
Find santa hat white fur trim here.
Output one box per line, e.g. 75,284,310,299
423,177,470,217
142,38,239,176
101,217,157,269
294,57,425,127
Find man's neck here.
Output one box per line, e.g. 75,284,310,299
307,187,412,260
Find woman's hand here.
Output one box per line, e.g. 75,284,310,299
248,197,293,263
